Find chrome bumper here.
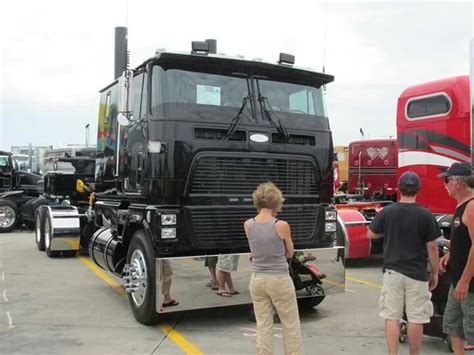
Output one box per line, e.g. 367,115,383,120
155,247,345,313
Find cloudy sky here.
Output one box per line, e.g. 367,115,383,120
0,0,472,151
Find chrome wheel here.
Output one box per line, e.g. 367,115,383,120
129,249,148,307
44,216,51,249
35,213,41,243
0,206,15,229
306,284,325,297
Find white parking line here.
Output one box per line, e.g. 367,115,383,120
1,272,4,282
2,290,8,302
6,311,14,328
241,327,284,338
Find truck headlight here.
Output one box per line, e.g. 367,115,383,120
325,210,337,221
325,222,337,232
161,228,176,239
161,214,177,225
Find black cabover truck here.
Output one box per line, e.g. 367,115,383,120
0,151,42,232
36,33,344,325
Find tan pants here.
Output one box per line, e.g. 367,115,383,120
160,260,173,296
249,272,303,355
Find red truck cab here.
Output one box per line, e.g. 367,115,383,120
397,76,471,214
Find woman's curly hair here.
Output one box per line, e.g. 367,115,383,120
252,182,285,213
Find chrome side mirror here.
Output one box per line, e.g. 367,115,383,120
118,69,134,126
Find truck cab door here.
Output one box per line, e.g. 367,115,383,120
120,71,147,193
398,125,429,205
0,155,13,191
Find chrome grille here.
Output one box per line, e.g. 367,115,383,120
189,205,320,247
189,155,319,196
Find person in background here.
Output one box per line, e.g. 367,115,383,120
438,162,474,354
161,260,179,308
333,163,341,193
204,256,219,290
368,171,440,355
216,255,240,297
244,181,303,355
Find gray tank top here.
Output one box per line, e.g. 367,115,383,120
247,217,289,273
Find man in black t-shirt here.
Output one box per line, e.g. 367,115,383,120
438,162,474,353
368,171,440,355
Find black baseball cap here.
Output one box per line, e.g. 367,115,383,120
398,171,421,189
437,162,472,178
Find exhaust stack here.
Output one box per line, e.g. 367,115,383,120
114,27,128,80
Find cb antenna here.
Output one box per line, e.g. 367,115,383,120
322,0,328,74
125,0,130,69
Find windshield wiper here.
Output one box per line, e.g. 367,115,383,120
221,93,252,140
257,93,291,144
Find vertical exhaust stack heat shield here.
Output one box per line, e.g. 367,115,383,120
114,26,128,80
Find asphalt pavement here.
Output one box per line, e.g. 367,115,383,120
0,230,453,354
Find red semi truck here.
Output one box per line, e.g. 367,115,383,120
397,76,471,215
347,138,398,201
337,75,472,261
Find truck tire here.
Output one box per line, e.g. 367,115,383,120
44,210,59,257
298,284,325,309
0,200,19,233
297,295,325,309
127,230,160,325
23,198,50,230
80,221,97,250
35,207,46,251
24,220,35,229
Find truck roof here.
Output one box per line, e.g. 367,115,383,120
349,138,397,146
101,50,334,92
399,76,468,99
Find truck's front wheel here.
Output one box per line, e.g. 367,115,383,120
127,230,159,325
0,200,18,233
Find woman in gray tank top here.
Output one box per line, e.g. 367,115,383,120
244,182,303,355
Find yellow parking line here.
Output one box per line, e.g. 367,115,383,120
78,256,203,354
322,278,345,288
347,276,382,289
160,324,204,355
78,256,127,298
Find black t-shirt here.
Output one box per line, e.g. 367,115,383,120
450,198,474,292
369,202,441,281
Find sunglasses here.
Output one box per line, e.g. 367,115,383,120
444,177,456,184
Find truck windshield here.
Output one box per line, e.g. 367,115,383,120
256,79,327,117
151,65,327,120
12,155,30,171
0,155,12,173
151,67,252,120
